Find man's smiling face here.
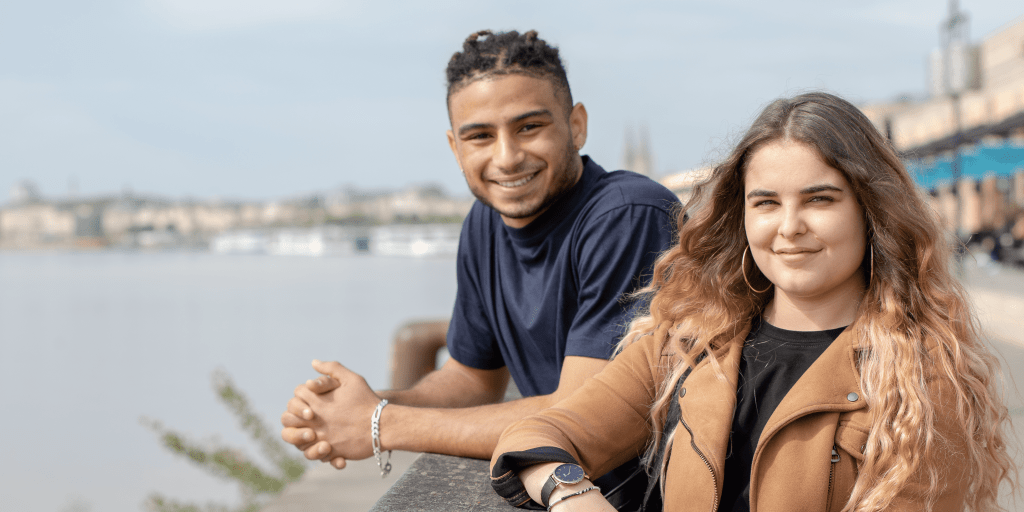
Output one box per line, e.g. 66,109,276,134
446,73,587,228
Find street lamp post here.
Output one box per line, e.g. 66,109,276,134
942,0,969,266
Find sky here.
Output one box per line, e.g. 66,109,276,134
1,1,1022,203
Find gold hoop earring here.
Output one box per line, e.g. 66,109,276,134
742,245,772,294
868,244,874,286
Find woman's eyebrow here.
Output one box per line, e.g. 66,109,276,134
746,184,844,200
800,184,844,194
746,189,776,199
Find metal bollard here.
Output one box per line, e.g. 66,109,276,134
388,319,449,390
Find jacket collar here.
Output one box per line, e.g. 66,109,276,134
677,324,868,490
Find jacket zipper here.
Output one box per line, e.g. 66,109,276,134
826,445,840,512
680,417,719,512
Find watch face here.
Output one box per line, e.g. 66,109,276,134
553,464,586,484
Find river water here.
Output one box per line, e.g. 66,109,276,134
0,250,457,512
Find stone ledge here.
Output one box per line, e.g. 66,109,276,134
370,453,510,512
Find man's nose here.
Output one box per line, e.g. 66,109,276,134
492,133,526,173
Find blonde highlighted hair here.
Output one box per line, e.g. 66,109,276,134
621,92,1015,511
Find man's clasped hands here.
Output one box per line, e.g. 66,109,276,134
280,359,379,470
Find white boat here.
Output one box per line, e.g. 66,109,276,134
209,224,460,257
209,230,270,255
370,224,460,257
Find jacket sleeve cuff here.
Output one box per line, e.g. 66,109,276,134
491,446,580,509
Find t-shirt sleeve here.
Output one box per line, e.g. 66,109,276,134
446,210,506,370
565,203,676,359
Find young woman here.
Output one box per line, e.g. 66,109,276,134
489,92,1015,512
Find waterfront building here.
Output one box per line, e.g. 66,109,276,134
860,15,1024,248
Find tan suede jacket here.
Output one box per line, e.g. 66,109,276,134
490,325,970,512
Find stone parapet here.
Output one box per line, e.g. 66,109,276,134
370,454,506,512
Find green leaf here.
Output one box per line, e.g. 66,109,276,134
211,368,307,482
141,368,309,511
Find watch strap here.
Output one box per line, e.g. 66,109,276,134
540,474,558,508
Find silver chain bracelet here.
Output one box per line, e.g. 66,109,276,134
547,485,600,511
371,398,392,478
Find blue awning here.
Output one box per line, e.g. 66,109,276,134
906,142,1024,189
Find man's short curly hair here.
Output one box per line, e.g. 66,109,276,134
445,30,573,115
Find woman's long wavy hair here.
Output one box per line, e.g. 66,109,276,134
621,92,1015,511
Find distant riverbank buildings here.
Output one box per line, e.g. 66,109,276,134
0,182,473,251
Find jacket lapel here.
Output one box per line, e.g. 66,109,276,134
671,329,746,511
756,328,866,447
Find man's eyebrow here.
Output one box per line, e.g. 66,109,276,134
456,109,554,137
457,122,494,137
511,109,553,123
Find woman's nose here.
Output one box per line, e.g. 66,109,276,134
778,206,807,238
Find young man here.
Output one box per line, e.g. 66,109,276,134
280,30,678,510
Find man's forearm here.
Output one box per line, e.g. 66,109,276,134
377,393,557,459
376,360,510,409
376,385,500,409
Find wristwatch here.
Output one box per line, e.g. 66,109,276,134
540,463,588,508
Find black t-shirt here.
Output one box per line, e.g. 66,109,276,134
717,318,846,512
446,156,679,397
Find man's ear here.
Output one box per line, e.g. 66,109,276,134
446,129,463,172
570,102,588,152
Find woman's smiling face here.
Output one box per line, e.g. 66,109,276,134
743,140,867,310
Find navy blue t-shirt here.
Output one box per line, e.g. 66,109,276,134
446,156,680,397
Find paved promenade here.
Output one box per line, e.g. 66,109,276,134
261,451,422,512
265,257,1024,511
963,259,1024,511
